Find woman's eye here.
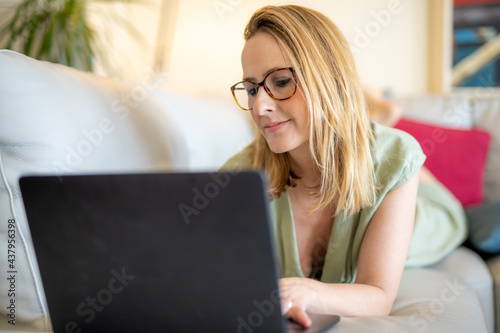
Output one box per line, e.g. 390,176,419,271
275,78,291,88
247,88,257,96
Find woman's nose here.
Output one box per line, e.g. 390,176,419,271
251,87,275,115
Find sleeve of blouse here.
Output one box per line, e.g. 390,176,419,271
370,121,426,192
219,145,253,172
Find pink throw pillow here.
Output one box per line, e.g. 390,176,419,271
394,118,491,207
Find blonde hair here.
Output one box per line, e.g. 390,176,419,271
244,5,376,216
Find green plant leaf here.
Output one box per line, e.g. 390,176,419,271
1,0,154,75
4,0,29,49
38,14,56,59
24,12,40,56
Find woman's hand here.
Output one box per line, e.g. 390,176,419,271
278,277,319,328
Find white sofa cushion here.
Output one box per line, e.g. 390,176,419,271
487,255,500,333
152,90,255,171
473,97,500,203
330,247,491,332
430,246,494,332
0,50,187,331
327,269,489,332
397,94,474,130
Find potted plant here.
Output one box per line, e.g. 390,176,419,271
0,0,148,73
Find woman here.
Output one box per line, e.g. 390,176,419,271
222,5,466,327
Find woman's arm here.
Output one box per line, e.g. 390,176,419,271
280,170,420,326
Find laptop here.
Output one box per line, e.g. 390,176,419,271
19,171,340,333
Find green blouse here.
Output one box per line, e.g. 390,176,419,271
220,121,467,283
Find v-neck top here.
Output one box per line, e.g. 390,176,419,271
220,122,444,283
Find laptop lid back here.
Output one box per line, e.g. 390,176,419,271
20,172,285,333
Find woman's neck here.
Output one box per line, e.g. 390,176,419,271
288,143,320,189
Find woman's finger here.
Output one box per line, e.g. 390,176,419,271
287,306,312,328
280,299,293,314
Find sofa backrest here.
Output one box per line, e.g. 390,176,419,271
0,50,189,331
150,89,255,171
473,97,500,205
398,93,500,204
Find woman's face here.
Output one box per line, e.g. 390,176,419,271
241,32,309,154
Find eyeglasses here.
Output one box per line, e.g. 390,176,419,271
230,67,297,111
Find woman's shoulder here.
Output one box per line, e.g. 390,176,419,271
370,121,426,189
219,144,253,171
371,121,422,154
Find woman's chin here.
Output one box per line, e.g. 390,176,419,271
267,139,309,155
267,142,294,154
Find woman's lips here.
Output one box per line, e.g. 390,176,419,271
264,120,290,133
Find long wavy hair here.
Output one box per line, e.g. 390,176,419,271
244,5,376,216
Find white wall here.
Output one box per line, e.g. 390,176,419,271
165,0,428,99
87,0,162,81
88,0,430,99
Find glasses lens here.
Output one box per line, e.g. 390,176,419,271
233,81,256,110
265,69,296,100
231,68,296,111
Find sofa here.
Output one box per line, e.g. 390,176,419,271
0,49,498,332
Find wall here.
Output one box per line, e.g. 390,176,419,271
0,0,430,97
87,0,162,81
165,0,429,99
88,0,429,99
